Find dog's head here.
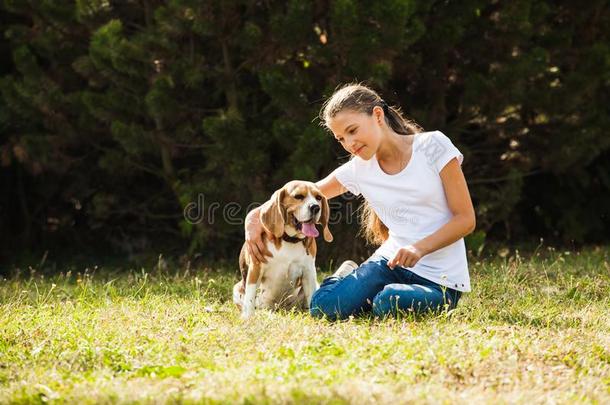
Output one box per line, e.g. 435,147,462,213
260,180,333,242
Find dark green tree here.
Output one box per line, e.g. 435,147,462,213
0,0,607,267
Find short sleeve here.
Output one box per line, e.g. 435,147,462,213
417,131,464,173
331,158,361,196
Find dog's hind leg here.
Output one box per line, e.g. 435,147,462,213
232,281,244,310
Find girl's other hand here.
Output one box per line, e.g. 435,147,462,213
387,245,424,269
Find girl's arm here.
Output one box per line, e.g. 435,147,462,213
389,158,476,268
415,157,476,255
316,172,348,200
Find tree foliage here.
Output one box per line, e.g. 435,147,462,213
1,0,608,263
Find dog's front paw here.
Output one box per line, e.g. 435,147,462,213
241,305,255,319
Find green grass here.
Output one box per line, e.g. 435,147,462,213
1,246,609,404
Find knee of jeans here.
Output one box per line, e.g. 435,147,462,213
372,286,397,317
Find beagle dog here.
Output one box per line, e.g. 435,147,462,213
233,180,333,318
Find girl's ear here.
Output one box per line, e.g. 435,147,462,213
373,105,384,123
260,188,286,239
320,194,333,243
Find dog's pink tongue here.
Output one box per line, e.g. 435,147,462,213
301,222,319,237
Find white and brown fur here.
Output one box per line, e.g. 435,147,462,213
233,181,333,318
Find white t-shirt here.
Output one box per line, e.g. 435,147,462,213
332,130,471,292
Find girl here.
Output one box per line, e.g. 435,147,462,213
245,83,476,321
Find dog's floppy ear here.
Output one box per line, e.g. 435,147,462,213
260,188,287,239
320,194,333,242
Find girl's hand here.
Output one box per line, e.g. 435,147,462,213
245,207,274,265
387,245,424,269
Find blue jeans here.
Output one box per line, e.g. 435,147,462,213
310,255,462,321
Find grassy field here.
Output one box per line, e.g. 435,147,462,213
1,246,609,404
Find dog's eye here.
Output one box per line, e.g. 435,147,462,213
315,195,322,201
294,194,305,200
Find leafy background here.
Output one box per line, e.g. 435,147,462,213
1,0,608,267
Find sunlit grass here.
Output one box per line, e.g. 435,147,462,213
1,246,609,403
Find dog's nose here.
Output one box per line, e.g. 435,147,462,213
309,204,320,215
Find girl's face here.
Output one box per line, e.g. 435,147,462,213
327,108,383,160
